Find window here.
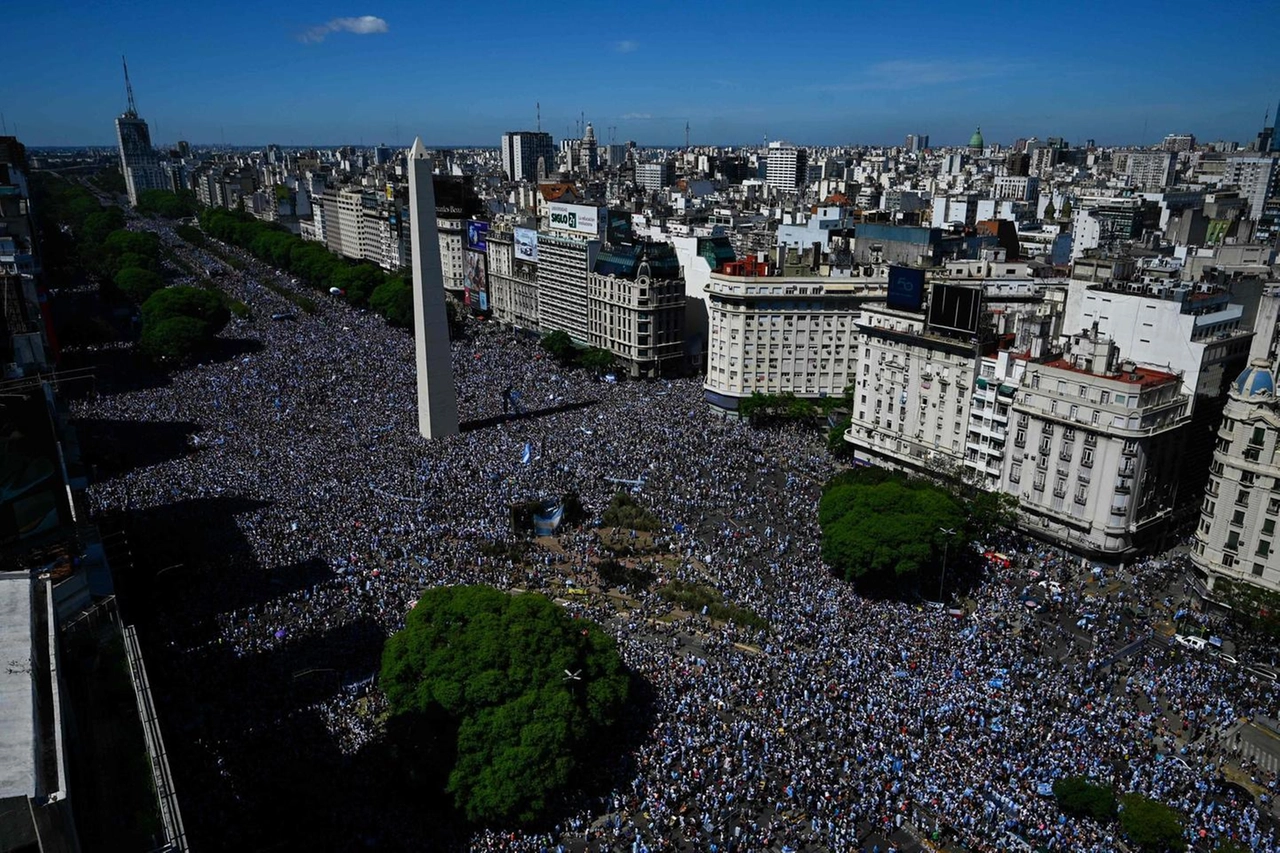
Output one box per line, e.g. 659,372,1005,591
1075,484,1088,505
1258,541,1272,558
1069,405,1079,419
1115,394,1127,406
1015,429,1026,448
1223,554,1237,568
1082,449,1094,468
1033,472,1045,491
1057,380,1067,394
1265,519,1276,536
1252,426,1266,447
1254,563,1266,577
1100,391,1110,404
1232,510,1246,527
1226,531,1240,552
1237,491,1251,508
1010,463,1021,483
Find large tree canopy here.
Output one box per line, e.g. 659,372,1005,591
380,586,630,825
819,467,967,591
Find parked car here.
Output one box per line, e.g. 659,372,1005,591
1175,634,1209,652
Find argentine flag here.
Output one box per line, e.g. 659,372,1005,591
521,443,532,465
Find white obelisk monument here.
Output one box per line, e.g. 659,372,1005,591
407,138,459,438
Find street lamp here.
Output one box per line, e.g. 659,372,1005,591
938,527,957,603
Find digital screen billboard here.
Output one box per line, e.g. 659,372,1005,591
927,284,982,336
547,202,600,237
514,227,538,262
886,265,925,311
464,250,489,313
465,219,489,253
607,209,633,244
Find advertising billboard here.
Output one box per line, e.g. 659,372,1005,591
606,209,634,244
514,227,539,263
466,219,489,253
547,202,600,237
927,283,983,336
886,265,925,311
464,250,489,313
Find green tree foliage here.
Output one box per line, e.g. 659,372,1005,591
827,415,852,458
540,329,577,365
1118,793,1185,852
1043,200,1056,220
141,286,229,334
1053,776,1117,823
818,468,967,590
600,492,662,532
580,347,615,374
135,189,199,219
379,586,629,825
370,277,414,327
1216,578,1280,644
91,167,127,195
657,581,768,631
138,316,209,363
82,208,126,247
113,267,165,304
1060,198,1073,219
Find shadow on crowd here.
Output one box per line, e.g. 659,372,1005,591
75,418,203,478
460,397,599,433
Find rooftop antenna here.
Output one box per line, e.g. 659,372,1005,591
122,55,138,117
685,120,690,150
536,102,541,133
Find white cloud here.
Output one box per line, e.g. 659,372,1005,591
620,112,652,120
808,60,1019,93
615,40,638,53
300,15,389,43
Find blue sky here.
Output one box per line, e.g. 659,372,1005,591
4,0,1278,148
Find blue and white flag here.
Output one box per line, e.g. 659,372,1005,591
521,443,532,465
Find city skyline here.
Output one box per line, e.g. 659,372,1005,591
5,0,1279,148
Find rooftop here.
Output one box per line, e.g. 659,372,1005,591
1041,357,1180,388
0,572,34,799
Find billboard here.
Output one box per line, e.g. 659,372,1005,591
927,283,983,336
464,250,489,313
466,219,489,252
547,202,600,236
886,265,925,311
514,227,538,263
607,209,633,244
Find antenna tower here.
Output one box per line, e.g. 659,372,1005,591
536,102,541,132
685,121,690,150
121,55,138,117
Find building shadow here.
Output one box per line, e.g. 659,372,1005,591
459,398,599,433
200,337,265,364
74,418,203,479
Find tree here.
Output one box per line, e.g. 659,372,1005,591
82,208,126,247
1215,578,1280,644
139,315,210,363
827,415,852,458
1043,200,1056,220
380,586,629,825
114,267,165,303
580,347,615,375
136,189,198,219
141,286,229,335
540,329,576,365
1053,776,1117,822
1060,198,1073,219
370,276,414,327
1118,793,1185,853
818,468,967,591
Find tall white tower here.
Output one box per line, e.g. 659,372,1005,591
407,138,460,439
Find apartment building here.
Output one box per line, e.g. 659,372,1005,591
1006,329,1189,555
1192,359,1280,595
703,260,884,412
588,242,685,377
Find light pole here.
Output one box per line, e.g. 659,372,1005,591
938,527,957,603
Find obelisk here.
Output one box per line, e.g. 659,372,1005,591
407,137,460,438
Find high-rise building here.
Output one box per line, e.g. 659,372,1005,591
1125,150,1178,190
113,57,165,206
588,241,685,377
500,131,555,182
765,142,807,191
1162,134,1196,153
1192,359,1280,595
407,137,459,439
905,134,929,153
635,160,675,192
580,123,599,174
1222,154,1279,220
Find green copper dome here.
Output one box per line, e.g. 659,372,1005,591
968,126,984,149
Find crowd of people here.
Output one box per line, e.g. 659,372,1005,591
72,220,1280,851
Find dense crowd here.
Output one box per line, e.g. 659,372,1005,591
73,221,1280,852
